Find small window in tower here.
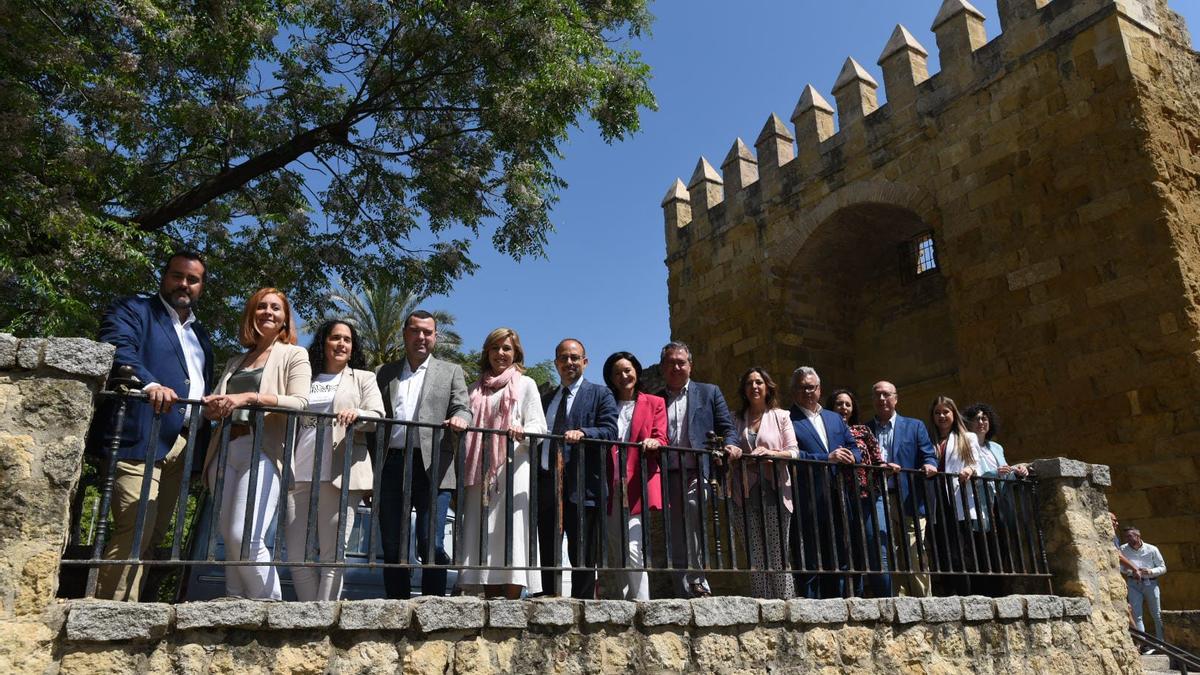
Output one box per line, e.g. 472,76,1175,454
913,231,937,276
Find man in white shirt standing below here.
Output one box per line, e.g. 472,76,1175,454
374,310,471,599
1120,526,1168,643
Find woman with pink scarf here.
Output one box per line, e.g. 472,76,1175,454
458,327,548,598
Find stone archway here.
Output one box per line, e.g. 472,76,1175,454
776,202,961,410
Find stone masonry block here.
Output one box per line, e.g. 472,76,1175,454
42,338,115,379
488,600,529,629
758,599,788,623
266,601,338,629
788,598,849,624
639,599,692,627
995,596,1026,619
0,334,17,369
962,595,995,622
65,601,172,642
922,597,964,623
339,599,411,630
848,597,881,622
583,600,636,626
894,597,923,624
692,596,758,627
1061,597,1093,618
876,598,896,622
1089,464,1112,487
175,600,265,630
1030,458,1089,479
414,596,485,633
16,338,45,370
530,598,577,627
1025,595,1064,619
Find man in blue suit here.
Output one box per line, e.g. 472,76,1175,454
867,380,938,597
656,341,739,598
788,366,860,598
86,251,214,600
538,338,617,598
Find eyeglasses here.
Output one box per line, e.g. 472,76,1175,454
796,384,818,393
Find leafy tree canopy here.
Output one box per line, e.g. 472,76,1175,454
0,0,655,345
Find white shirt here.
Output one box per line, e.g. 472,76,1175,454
663,381,694,469
389,357,428,448
145,295,206,420
1120,541,1167,579
616,400,636,442
295,372,341,482
541,377,583,470
799,404,829,450
874,411,898,463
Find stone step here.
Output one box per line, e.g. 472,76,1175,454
1139,653,1173,672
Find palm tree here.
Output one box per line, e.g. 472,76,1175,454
328,274,463,369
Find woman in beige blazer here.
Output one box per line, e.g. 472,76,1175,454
284,319,384,601
203,287,310,600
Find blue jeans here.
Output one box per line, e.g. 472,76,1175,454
854,495,892,597
379,448,452,599
1128,578,1164,640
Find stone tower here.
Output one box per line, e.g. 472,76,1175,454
662,0,1200,608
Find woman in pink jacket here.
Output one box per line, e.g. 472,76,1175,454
729,366,799,599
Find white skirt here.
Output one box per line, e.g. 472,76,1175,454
457,442,542,593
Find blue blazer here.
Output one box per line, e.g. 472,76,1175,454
655,380,736,480
789,406,861,463
867,413,937,516
86,294,215,463
541,379,617,506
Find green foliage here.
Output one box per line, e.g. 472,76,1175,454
327,273,463,369
0,0,655,345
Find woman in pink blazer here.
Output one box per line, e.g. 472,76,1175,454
601,351,668,600
729,366,799,599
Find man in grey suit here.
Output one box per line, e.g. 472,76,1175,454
375,310,471,599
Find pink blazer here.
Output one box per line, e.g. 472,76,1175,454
607,393,668,515
732,408,798,512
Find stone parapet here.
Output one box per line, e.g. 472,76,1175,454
54,594,1132,673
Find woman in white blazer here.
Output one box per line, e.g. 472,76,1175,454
203,287,311,600
285,319,384,601
930,395,985,596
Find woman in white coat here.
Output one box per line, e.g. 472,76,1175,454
930,395,986,596
285,319,385,601
458,327,547,599
203,287,311,600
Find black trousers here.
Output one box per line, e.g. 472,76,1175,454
379,448,452,599
536,468,600,598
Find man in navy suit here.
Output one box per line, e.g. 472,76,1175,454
86,251,215,600
867,380,938,597
788,366,860,598
656,341,739,598
538,338,617,598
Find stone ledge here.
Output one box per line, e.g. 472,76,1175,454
65,601,173,642
847,597,880,622
995,596,1025,619
1030,457,1089,479
894,596,924,624
788,598,849,624
638,599,692,627
1061,597,1093,618
339,599,411,630
175,600,265,629
758,599,788,623
962,595,995,622
488,599,529,629
1,333,114,381
266,601,339,629
582,600,636,626
1025,595,1064,620
530,598,577,627
921,597,963,623
1088,464,1111,487
693,596,758,626
413,596,485,632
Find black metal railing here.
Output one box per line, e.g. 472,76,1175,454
61,389,1052,601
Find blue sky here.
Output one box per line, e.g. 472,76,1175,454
424,1,1200,379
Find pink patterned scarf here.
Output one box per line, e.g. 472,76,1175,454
464,366,522,488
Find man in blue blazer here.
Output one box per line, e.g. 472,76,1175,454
788,366,860,598
656,341,739,598
867,380,938,597
538,338,617,598
85,251,215,600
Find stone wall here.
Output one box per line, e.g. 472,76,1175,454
661,0,1200,608
1163,609,1200,653
56,594,1130,674
0,334,114,673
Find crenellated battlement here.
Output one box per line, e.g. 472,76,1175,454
660,0,1164,257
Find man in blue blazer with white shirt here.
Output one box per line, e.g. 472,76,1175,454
867,380,938,597
789,366,860,598
538,338,618,598
85,251,215,600
656,341,739,598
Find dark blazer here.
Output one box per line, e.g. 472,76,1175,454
867,413,938,516
373,356,471,489
541,379,618,506
654,380,736,480
86,294,215,463
790,406,862,463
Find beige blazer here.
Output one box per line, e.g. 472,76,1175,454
203,343,312,486
324,367,385,491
